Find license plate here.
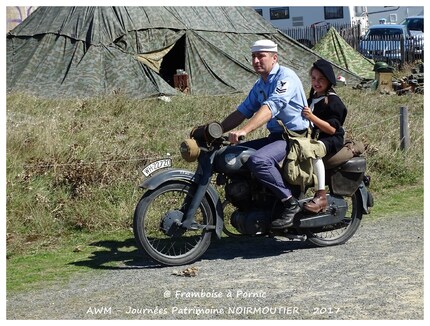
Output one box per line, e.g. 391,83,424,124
142,158,172,177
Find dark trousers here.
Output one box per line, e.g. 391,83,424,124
243,133,292,200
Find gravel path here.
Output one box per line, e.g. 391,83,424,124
6,213,424,320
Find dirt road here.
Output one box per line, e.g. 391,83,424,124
6,213,424,320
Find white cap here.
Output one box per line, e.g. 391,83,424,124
251,40,278,53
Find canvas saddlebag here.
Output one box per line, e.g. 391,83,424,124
326,156,366,196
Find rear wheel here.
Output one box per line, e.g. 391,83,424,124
133,182,213,266
305,189,363,246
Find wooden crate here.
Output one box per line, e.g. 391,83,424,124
173,74,189,93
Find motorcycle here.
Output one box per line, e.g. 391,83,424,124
133,122,373,266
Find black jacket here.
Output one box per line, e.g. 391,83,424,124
308,91,347,154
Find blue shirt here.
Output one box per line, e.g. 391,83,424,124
237,63,309,133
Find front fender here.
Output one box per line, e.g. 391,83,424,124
139,168,196,190
139,168,224,238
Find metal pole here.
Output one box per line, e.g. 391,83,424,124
400,106,410,151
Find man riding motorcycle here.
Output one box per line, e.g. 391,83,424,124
220,39,309,229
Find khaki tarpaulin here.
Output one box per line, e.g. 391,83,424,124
136,44,175,73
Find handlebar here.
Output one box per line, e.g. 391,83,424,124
212,134,246,147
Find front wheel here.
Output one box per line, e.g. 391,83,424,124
133,181,214,266
305,189,363,246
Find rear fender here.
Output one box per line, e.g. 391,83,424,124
138,168,224,238
358,182,373,214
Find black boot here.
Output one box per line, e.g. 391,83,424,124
271,197,301,229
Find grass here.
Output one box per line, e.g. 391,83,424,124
6,75,424,293
6,229,137,293
370,184,424,216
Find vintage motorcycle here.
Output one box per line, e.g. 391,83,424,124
133,122,373,266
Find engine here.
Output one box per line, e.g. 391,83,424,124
225,179,252,210
230,210,272,235
225,178,273,235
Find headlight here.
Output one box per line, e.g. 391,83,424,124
180,139,200,162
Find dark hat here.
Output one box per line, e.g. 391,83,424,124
373,61,394,72
313,59,336,86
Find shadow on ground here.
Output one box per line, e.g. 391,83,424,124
70,235,316,270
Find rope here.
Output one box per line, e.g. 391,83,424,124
19,154,179,169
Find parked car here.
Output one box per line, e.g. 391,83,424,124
401,16,424,57
359,24,411,63
402,15,424,33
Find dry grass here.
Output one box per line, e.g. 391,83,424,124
6,83,423,255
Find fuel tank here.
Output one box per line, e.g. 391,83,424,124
213,145,256,174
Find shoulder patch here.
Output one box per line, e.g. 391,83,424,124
275,79,289,94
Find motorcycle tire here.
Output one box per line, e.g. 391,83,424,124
305,189,363,246
133,181,214,266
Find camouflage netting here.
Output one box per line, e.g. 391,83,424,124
7,7,363,98
313,27,375,80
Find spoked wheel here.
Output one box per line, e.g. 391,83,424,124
305,189,363,246
133,181,213,266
